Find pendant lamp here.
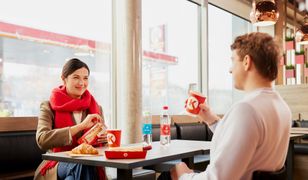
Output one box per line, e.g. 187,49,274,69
250,0,279,26
296,15,308,45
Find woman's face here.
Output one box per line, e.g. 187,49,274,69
63,67,89,99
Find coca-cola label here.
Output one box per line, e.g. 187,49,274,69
142,124,152,134
160,124,171,135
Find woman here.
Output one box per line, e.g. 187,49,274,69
34,58,107,180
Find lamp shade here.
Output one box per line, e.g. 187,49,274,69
250,0,279,26
296,15,308,45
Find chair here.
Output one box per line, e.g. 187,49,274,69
252,166,286,180
175,123,207,141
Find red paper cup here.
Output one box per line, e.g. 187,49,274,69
107,129,121,147
185,91,206,115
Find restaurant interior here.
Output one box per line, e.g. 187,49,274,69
1,0,308,179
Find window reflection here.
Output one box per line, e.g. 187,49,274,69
142,0,199,115
0,0,112,124
0,34,111,118
208,4,254,114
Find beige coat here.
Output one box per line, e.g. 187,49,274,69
34,101,104,180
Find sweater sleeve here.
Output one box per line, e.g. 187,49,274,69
36,101,71,151
179,102,262,180
208,121,218,133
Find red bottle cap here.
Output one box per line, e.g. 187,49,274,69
163,106,168,110
143,145,152,151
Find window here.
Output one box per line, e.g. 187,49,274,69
142,0,199,115
208,4,254,114
0,0,112,126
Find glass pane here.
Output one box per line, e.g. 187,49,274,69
142,0,199,115
0,0,112,125
208,5,253,114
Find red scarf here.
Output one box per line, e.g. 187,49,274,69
40,86,105,179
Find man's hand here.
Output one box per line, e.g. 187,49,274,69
170,162,194,180
198,103,220,126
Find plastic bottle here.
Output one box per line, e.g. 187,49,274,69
160,106,171,146
142,111,152,150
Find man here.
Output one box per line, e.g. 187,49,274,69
172,32,291,180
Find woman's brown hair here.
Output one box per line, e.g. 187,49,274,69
62,58,90,78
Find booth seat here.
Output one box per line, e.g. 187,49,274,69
0,130,45,180
152,124,178,141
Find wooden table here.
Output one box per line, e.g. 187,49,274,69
42,140,211,180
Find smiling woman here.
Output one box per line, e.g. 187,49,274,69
34,58,108,180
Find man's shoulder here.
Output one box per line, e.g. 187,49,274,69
231,101,255,112
226,101,260,124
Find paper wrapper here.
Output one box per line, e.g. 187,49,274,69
77,123,105,145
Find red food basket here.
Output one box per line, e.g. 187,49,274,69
104,150,147,159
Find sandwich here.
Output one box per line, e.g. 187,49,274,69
77,123,104,145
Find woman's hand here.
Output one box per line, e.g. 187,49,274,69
94,124,108,145
80,114,103,130
70,114,106,138
96,132,108,144
197,103,220,126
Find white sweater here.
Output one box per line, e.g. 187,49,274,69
180,88,291,180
